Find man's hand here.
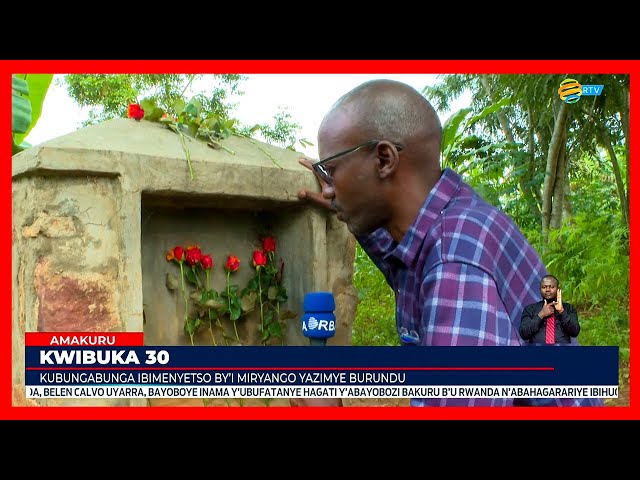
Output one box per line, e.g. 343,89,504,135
538,299,556,318
298,157,335,212
556,289,564,312
290,398,343,407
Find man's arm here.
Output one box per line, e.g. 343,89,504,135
557,303,580,337
519,303,545,341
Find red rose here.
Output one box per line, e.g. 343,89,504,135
262,237,276,253
172,246,185,262
185,246,202,266
225,255,240,272
200,254,213,270
252,249,267,268
127,103,145,121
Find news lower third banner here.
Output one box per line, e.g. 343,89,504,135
24,333,619,399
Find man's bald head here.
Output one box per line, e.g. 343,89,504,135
319,79,442,170
313,79,445,239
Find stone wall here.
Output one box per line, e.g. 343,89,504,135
12,118,358,406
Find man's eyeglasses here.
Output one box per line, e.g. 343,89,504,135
311,140,404,185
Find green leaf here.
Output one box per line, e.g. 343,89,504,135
201,116,218,131
12,76,32,134
147,107,165,122
267,286,278,300
190,98,203,116
240,292,257,312
12,75,29,95
232,296,242,310
173,98,186,115
230,302,242,321
466,96,512,128
246,277,259,292
204,298,226,309
441,107,472,155
185,102,199,117
184,317,203,335
276,285,288,303
12,138,25,155
267,322,283,337
166,272,179,291
15,74,53,145
140,98,157,116
184,267,197,285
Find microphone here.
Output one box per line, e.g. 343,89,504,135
302,292,336,346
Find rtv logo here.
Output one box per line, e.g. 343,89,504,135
558,78,604,104
302,316,335,332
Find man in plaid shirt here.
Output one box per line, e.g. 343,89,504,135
295,79,602,407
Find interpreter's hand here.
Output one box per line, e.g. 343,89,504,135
538,299,556,318
556,289,564,313
297,156,335,213
290,397,343,407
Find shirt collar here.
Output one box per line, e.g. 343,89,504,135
386,168,463,267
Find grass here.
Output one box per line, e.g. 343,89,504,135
351,245,398,346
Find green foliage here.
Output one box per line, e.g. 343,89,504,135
12,74,53,154
569,150,626,217
136,95,241,179
64,74,243,126
63,74,309,152
422,74,474,113
12,76,31,134
530,214,629,307
241,248,289,346
240,106,313,152
440,97,512,169
63,74,310,177
524,213,629,358
426,74,629,231
578,300,629,362
351,245,398,346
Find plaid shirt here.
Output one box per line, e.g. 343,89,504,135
358,168,602,407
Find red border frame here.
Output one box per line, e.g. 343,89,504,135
4,60,636,420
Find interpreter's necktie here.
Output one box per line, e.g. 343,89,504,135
545,315,555,344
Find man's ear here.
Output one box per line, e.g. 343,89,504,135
376,141,400,180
